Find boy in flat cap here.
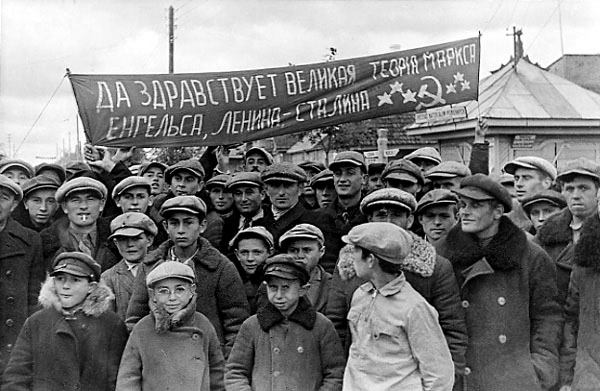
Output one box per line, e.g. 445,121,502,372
2,252,127,391
226,254,344,391
310,169,337,208
437,173,562,391
521,190,566,233
35,163,66,185
0,159,34,186
13,175,62,232
126,195,249,359
340,222,454,391
117,261,225,391
298,161,325,210
405,146,442,174
425,161,472,192
366,163,386,194
138,161,168,197
416,188,460,251
381,158,424,196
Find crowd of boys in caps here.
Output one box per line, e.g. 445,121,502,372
0,139,599,391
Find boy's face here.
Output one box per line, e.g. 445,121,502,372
528,202,562,231
113,232,153,263
53,272,94,310
418,204,458,242
265,276,305,318
3,167,30,186
142,167,166,195
209,186,234,213
235,238,271,275
163,212,206,249
286,239,324,273
25,188,59,226
315,183,336,208
152,277,195,315
116,186,152,214
170,170,201,196
62,190,105,228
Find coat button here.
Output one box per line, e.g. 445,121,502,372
5,319,14,327
6,344,12,352
273,371,280,377
497,297,506,306
464,367,471,375
297,346,304,353
461,300,469,308
273,347,280,354
5,270,12,277
192,333,200,341
498,334,507,344
7,296,15,304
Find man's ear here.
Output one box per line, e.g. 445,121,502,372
260,190,266,201
146,234,155,248
99,198,106,213
198,217,208,234
407,214,414,228
493,203,505,220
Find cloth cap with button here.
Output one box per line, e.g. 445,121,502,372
261,163,307,184
205,174,232,190
139,161,168,176
225,172,263,190
55,177,107,203
229,226,274,249
146,261,196,287
279,223,325,249
497,173,514,186
342,222,414,264
244,147,274,165
404,147,442,165
165,159,205,183
21,175,61,199
0,174,24,202
263,254,310,285
298,161,325,174
112,176,152,200
367,162,386,176
556,157,600,182
416,188,459,214
503,156,557,181
455,174,513,212
328,151,367,172
51,251,101,282
382,159,424,185
160,195,207,218
0,159,34,178
521,189,567,214
360,188,417,215
109,212,158,240
425,161,471,179
309,169,334,189
35,163,66,183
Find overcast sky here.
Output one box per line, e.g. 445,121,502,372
1,0,599,163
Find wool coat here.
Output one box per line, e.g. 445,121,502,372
437,216,562,391
101,260,136,321
225,297,344,391
1,276,127,391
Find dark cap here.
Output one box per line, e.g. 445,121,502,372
55,177,107,203
263,254,310,285
425,161,471,179
112,176,152,200
165,159,205,183
0,159,34,177
261,163,307,184
367,163,386,176
51,251,101,282
521,190,567,213
160,195,207,217
329,151,367,172
279,223,324,249
455,174,513,212
416,189,459,214
205,174,232,190
229,226,274,249
21,175,61,199
556,158,600,182
404,147,442,165
245,147,274,165
503,156,557,181
0,174,23,202
360,188,417,215
139,161,168,176
309,169,334,189
35,163,66,183
382,159,424,185
342,222,413,264
298,161,326,174
109,212,158,240
146,261,196,287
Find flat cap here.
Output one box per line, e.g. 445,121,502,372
298,161,326,174
455,174,513,212
245,147,274,165
165,159,205,183
226,172,263,190
0,174,23,202
229,226,274,249
56,177,107,203
0,159,34,177
263,254,310,285
146,261,195,287
51,251,101,282
343,222,414,264
329,151,367,172
21,175,61,199
405,147,442,165
112,176,152,200
109,212,158,240
205,174,232,190
139,161,168,176
416,189,459,214
261,163,307,184
279,223,324,248
425,161,471,179
521,189,567,213
557,158,600,182
35,163,66,183
160,195,207,217
382,159,424,185
498,173,514,185
360,188,417,214
503,156,557,181
367,163,386,176
309,169,334,188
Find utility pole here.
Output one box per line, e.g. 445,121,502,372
507,26,523,68
169,5,174,73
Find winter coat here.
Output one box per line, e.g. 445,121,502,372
1,276,127,391
260,202,319,252
225,297,344,391
560,213,600,390
125,237,250,358
437,216,562,391
0,219,45,374
117,293,224,391
506,200,534,233
101,260,136,321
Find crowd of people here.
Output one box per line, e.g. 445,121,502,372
0,138,599,391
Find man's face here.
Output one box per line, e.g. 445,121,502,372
152,278,195,315
116,186,151,213
562,177,599,219
3,168,30,186
528,202,562,231
286,239,324,273
332,165,365,198
209,186,233,213
245,153,269,173
266,276,304,318
24,188,59,226
0,189,18,225
368,205,413,229
315,183,336,208
62,190,105,228
514,168,551,202
232,185,264,216
385,177,420,196
418,204,458,242
367,173,384,193
163,212,206,249
235,238,271,275
459,197,501,237
113,233,153,263
142,167,166,195
432,177,463,192
170,170,201,196
412,158,438,174
265,181,302,210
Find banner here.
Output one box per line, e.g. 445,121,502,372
69,37,479,148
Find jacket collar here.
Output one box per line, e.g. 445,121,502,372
402,233,436,277
145,236,220,270
573,213,600,269
535,207,572,246
257,296,316,331
150,292,198,334
360,273,407,297
38,275,114,317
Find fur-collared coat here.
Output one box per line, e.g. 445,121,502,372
561,213,600,390
225,297,344,391
1,277,127,391
437,216,562,391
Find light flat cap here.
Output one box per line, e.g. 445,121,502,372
343,222,414,264
56,177,107,203
503,156,557,181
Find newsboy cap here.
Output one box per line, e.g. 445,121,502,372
298,161,325,174
244,147,274,165
521,189,567,213
309,169,334,189
55,177,107,203
0,174,24,202
263,254,310,285
360,188,417,215
146,261,196,287
225,172,263,190
21,175,61,199
51,251,101,282
367,163,386,176
455,174,513,212
556,158,600,182
416,188,459,214
139,161,168,176
35,163,66,183
503,156,557,181
261,163,307,184
382,159,424,185
205,174,232,190
425,161,471,179
229,226,274,249
112,176,152,200
0,159,34,177
165,159,205,183
160,195,207,217
404,147,442,165
109,212,158,240
279,223,325,249
329,151,367,172
343,222,414,264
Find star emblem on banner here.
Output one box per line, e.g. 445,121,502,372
402,89,417,103
460,80,471,91
453,72,464,84
377,92,394,106
446,83,457,94
390,81,404,94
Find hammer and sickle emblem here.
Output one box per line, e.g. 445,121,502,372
415,76,446,111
